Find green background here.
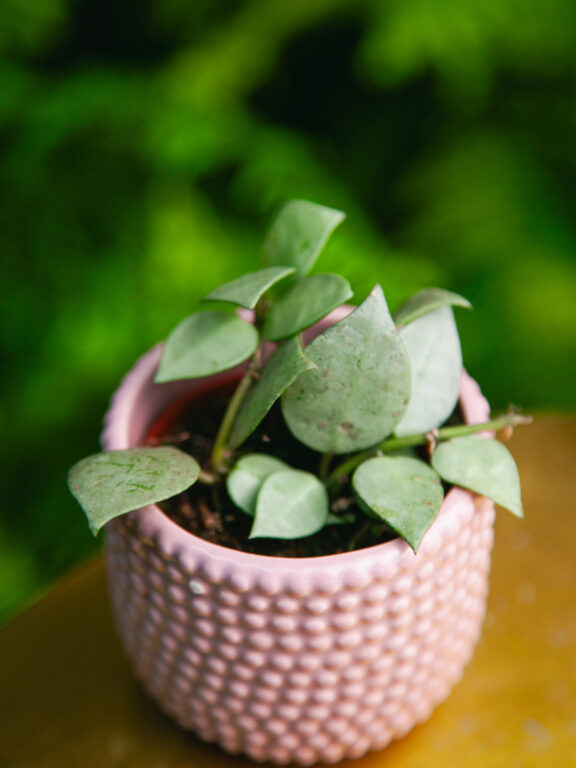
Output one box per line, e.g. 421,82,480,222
2,0,575,623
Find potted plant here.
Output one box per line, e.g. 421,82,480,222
68,200,530,765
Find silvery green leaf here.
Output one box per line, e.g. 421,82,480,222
229,336,316,447
394,307,462,437
155,311,258,382
282,285,411,453
227,453,289,516
432,436,523,518
352,456,444,552
394,287,472,326
250,469,329,539
263,273,353,341
264,200,346,275
67,447,200,535
204,266,295,309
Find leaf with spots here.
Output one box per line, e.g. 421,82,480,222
227,453,290,516
281,285,411,453
67,447,200,534
432,436,523,518
352,456,444,552
250,469,329,539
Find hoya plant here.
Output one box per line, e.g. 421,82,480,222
68,200,530,553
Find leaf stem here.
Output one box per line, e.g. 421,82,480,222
326,411,532,491
210,350,262,472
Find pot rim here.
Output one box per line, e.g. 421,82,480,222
102,338,491,572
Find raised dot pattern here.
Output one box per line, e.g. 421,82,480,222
105,499,495,765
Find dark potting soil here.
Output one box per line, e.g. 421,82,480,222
144,380,400,558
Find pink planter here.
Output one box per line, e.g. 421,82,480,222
103,335,495,765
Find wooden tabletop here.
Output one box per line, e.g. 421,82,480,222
1,415,575,768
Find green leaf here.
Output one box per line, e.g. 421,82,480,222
394,307,462,437
227,453,289,516
229,336,316,447
394,287,472,326
263,273,353,341
282,285,411,454
352,456,444,552
432,436,524,518
250,469,329,539
155,311,259,382
263,200,346,275
67,447,200,535
203,266,296,309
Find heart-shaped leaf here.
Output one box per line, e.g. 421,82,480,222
155,311,258,382
250,469,329,539
263,273,353,341
281,285,411,453
394,307,462,437
67,446,200,534
394,288,472,327
227,453,289,516
432,436,524,518
352,456,444,552
229,336,316,447
204,266,296,309
264,200,346,275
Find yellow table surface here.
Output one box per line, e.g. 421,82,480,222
1,415,575,768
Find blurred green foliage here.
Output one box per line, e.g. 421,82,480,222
1,0,575,623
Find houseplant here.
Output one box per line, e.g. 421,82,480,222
68,200,529,764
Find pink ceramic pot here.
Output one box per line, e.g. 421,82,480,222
103,318,495,765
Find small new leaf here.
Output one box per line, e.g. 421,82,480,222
394,288,472,327
394,307,462,437
250,469,329,539
204,266,295,309
352,456,444,552
227,454,289,516
67,446,200,535
229,336,316,448
432,436,524,518
264,200,346,275
282,285,411,453
155,311,259,382
263,273,353,341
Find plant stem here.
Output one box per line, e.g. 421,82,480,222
210,351,261,473
347,520,371,551
254,296,269,328
197,470,219,486
326,411,532,490
318,452,333,480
